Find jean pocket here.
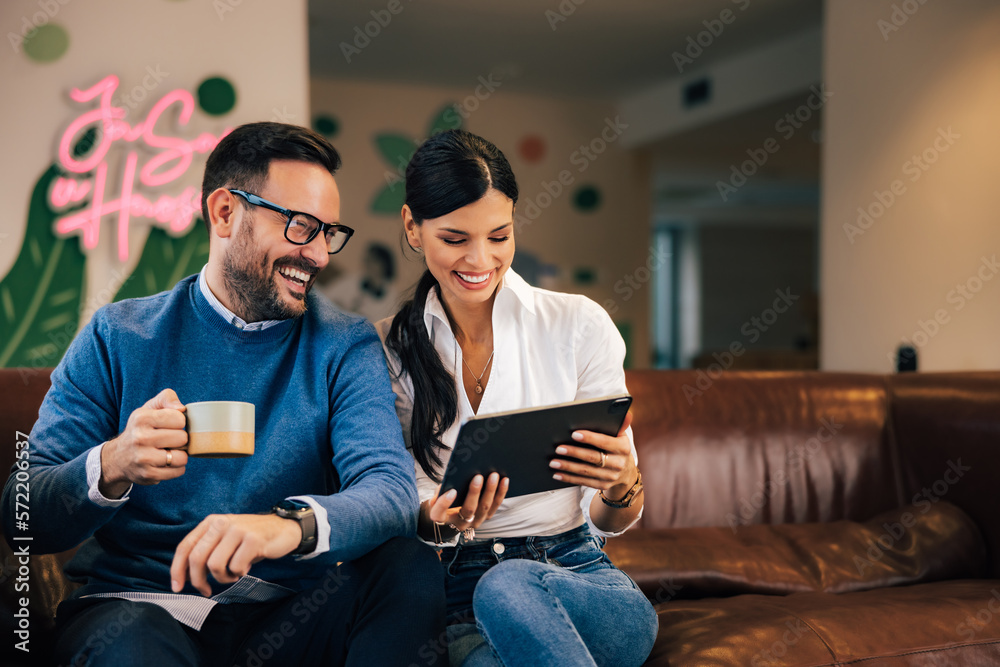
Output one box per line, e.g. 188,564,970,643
546,542,611,572
446,552,493,578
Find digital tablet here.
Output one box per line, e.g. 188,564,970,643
439,395,633,504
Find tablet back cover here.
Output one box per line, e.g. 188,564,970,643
440,395,632,503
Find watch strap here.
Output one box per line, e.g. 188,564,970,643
273,501,317,555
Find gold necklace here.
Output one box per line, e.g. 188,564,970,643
462,349,495,394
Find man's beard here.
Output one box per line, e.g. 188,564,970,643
222,215,309,322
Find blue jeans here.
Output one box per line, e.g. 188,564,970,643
441,524,658,667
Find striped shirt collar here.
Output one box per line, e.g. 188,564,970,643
198,265,284,332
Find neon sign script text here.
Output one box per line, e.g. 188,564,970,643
51,75,230,261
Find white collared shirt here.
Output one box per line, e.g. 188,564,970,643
377,269,640,544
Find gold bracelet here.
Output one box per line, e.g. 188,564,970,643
600,469,644,509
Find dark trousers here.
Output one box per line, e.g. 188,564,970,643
52,537,447,667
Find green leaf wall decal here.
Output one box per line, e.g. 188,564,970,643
370,180,407,215
369,106,463,216
0,165,87,368
427,104,462,137
375,134,418,177
114,224,210,302
371,134,416,216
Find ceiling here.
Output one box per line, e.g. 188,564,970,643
651,90,823,177
308,0,824,99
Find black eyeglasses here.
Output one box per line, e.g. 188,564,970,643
228,189,355,254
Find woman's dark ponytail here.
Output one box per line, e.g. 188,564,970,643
386,270,456,481
386,130,518,481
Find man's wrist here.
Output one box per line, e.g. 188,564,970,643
275,516,306,553
98,440,129,499
273,499,317,554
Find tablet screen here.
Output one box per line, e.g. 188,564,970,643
439,395,632,504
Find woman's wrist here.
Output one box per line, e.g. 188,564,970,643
605,466,639,502
600,467,643,509
418,500,458,543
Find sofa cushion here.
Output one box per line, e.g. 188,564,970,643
644,579,1000,666
605,501,986,601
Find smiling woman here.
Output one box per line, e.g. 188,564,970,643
405,189,515,309
379,130,657,667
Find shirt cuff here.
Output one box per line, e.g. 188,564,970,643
86,444,132,507
581,486,643,538
287,496,330,559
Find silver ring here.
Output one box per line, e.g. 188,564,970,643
165,450,173,467
599,452,607,468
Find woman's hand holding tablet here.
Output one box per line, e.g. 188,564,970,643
439,395,633,505
550,410,637,495
427,472,509,540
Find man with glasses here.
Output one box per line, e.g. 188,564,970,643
4,122,446,665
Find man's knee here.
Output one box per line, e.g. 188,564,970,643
55,599,193,665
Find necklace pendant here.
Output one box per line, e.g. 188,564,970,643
475,383,483,394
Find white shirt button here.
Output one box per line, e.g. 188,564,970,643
492,542,505,555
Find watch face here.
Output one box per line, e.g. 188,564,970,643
275,499,311,514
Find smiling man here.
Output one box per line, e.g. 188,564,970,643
1,123,445,666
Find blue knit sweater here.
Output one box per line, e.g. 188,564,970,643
1,275,418,596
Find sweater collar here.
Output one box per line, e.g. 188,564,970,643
198,265,286,332
189,276,298,343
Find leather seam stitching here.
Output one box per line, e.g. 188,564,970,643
753,598,838,662
835,638,1000,664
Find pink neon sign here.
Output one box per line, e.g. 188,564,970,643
51,75,231,261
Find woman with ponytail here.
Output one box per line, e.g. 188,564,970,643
378,129,657,667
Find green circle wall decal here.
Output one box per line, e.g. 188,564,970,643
313,115,339,138
23,24,69,63
197,77,236,116
573,185,602,212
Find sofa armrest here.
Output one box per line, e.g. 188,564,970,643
890,372,1000,577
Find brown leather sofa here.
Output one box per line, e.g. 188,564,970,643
4,367,1000,666
607,370,1000,666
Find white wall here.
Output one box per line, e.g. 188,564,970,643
821,0,1000,371
0,0,309,327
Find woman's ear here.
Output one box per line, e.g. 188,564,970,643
206,188,238,239
402,205,421,250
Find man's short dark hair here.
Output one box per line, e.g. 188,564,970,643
200,122,342,230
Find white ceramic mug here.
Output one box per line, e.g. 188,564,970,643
184,401,255,458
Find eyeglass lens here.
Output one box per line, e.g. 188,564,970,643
285,213,350,253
